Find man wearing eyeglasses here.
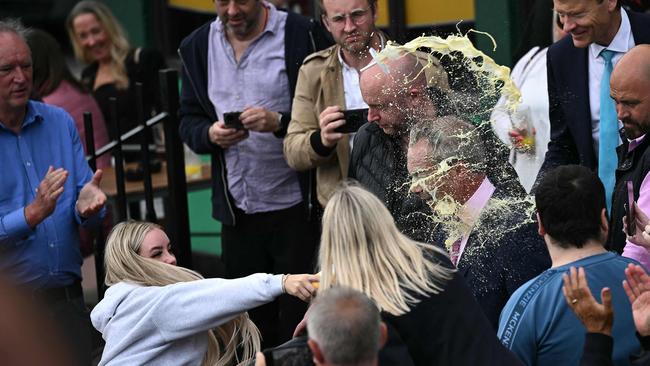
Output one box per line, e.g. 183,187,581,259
178,0,331,347
283,0,384,209
539,0,650,241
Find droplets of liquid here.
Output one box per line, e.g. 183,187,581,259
373,32,538,255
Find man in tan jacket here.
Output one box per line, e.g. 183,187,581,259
283,0,384,207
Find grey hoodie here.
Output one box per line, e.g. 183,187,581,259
91,273,283,365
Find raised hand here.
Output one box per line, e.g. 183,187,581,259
24,166,68,228
623,264,650,336
76,170,107,219
319,106,345,148
284,274,320,302
562,266,613,335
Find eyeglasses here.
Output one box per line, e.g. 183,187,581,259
215,0,251,6
324,7,371,27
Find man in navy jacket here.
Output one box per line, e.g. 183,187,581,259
177,0,331,346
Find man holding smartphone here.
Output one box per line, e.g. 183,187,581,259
178,0,330,347
607,45,650,268
283,0,385,208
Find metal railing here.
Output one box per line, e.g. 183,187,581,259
84,69,192,299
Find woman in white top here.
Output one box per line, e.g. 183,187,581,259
92,221,317,366
490,12,568,192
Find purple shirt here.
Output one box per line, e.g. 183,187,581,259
207,3,302,214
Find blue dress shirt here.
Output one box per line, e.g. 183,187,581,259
0,101,104,288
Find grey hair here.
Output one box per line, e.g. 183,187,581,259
307,287,381,365
0,18,29,42
409,116,487,173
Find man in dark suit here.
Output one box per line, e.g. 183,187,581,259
540,0,650,218
407,116,551,329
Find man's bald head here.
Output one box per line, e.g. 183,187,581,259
612,45,650,83
359,53,433,135
610,45,650,140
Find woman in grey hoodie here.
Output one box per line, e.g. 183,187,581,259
91,221,318,366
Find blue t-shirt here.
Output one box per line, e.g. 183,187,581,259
497,252,640,366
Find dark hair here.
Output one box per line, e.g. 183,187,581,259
535,165,606,248
26,29,85,98
318,0,377,15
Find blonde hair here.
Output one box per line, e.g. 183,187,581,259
318,183,454,316
66,0,130,90
105,221,261,366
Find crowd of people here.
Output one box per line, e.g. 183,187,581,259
3,0,650,365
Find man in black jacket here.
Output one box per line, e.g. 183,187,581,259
348,53,443,244
177,0,331,346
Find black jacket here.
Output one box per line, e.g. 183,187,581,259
540,10,650,175
177,12,331,225
456,188,550,329
348,123,435,244
608,135,650,253
383,250,525,366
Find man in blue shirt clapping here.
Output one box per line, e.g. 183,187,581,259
0,19,106,365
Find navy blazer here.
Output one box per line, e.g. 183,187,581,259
456,188,551,330
540,10,650,175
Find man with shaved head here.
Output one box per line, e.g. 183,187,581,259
347,53,448,243
607,45,650,267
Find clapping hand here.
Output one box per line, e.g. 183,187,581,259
24,166,68,228
623,264,650,336
562,266,614,336
76,170,107,219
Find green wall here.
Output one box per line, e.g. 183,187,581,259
474,0,522,68
102,0,152,47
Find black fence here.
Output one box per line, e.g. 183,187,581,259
84,69,192,299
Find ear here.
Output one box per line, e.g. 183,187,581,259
536,212,546,236
308,339,326,364
371,3,378,23
378,322,388,349
607,0,618,12
600,208,609,235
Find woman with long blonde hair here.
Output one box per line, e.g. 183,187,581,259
318,183,523,365
66,1,165,156
92,221,317,366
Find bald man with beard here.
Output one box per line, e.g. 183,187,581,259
347,53,446,244
607,45,650,268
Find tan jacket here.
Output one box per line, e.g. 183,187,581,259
284,44,349,206
284,43,449,206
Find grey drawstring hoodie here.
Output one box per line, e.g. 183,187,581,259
91,273,283,365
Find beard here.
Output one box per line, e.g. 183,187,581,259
341,30,375,55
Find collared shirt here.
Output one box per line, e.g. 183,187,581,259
207,2,302,214
588,8,635,155
338,34,384,151
0,101,103,288
452,177,496,264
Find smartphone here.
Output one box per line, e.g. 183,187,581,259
627,180,636,235
223,111,245,130
334,108,368,134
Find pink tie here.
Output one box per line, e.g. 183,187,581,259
450,239,461,266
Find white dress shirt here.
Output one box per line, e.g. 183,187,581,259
588,8,635,155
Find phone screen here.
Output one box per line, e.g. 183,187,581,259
334,108,368,134
223,111,245,130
